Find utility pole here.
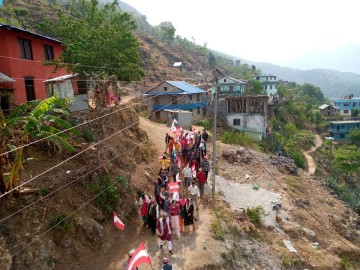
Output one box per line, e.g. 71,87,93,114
325,136,334,180
212,69,224,208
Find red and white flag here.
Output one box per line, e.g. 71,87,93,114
113,212,125,231
126,243,152,270
168,182,180,193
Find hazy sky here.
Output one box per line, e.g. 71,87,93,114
123,0,360,65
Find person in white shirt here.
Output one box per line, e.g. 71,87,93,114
187,181,200,210
182,164,192,189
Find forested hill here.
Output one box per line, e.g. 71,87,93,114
1,0,360,98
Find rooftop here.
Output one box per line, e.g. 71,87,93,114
166,81,206,94
319,104,339,110
0,23,61,43
0,72,15,83
330,120,360,124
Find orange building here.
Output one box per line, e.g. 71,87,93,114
0,23,71,108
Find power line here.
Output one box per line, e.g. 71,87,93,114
0,102,195,225
0,103,196,265
0,92,188,198
0,87,181,157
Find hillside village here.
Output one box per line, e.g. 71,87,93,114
1,1,360,270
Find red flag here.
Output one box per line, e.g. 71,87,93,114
113,212,125,231
168,182,180,193
126,243,151,270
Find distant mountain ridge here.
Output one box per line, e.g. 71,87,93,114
246,61,360,98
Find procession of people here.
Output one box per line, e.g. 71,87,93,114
126,124,210,269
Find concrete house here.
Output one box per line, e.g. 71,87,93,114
210,76,248,95
143,81,207,127
329,120,360,141
331,94,360,117
225,95,269,141
318,104,339,117
251,74,278,95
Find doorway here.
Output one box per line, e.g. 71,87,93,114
25,78,35,101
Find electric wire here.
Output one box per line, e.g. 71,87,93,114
0,92,189,198
0,86,185,157
1,102,196,264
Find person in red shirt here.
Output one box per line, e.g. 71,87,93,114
169,200,180,239
197,168,207,198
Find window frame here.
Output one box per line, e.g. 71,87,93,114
233,119,241,126
44,45,54,61
18,38,33,60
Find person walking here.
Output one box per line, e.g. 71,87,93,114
182,164,192,189
169,200,181,240
139,192,150,226
200,156,210,180
161,257,173,270
197,168,207,198
156,211,174,255
169,161,179,182
184,199,196,233
199,139,207,158
187,181,200,210
179,197,187,233
147,197,159,235
201,129,209,143
164,133,171,154
159,155,171,174
160,191,171,213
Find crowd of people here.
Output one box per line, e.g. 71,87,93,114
125,127,210,269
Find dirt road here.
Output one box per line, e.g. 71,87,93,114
304,134,323,175
77,117,224,270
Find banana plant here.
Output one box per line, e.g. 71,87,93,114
2,95,78,195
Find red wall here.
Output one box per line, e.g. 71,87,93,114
0,28,68,105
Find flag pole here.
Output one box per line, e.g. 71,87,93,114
144,242,155,270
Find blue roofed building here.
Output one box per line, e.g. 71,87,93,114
331,94,360,117
328,120,360,141
143,81,207,125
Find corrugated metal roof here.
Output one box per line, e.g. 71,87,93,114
173,62,183,67
44,74,78,82
319,104,339,110
0,72,15,82
330,120,360,124
153,102,206,111
143,91,185,96
166,81,206,94
0,23,62,43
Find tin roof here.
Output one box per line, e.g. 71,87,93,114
319,104,339,110
0,23,61,43
0,72,15,83
44,74,78,82
166,81,206,94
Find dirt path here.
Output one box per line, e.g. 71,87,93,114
304,134,322,175
76,117,224,270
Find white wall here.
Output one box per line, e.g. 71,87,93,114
226,113,266,133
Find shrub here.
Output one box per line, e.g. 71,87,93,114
246,207,265,225
82,128,94,142
48,213,71,233
88,175,120,217
211,213,225,240
221,130,258,150
196,119,212,130
38,187,49,196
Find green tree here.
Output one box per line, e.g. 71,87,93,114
40,0,144,81
235,60,241,67
297,83,325,105
349,129,360,146
351,108,360,118
333,145,360,183
249,80,266,95
158,21,176,43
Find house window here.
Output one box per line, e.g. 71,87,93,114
270,84,273,90
0,96,10,111
25,77,36,101
189,95,193,102
233,119,241,126
197,107,200,114
256,76,260,80
155,111,160,120
154,96,160,105
164,87,167,91
190,109,193,113
265,85,267,90
340,134,345,138
344,110,348,114
44,45,54,61
353,102,357,107
196,94,200,102
344,103,349,106
229,85,234,93
18,38,33,60
172,96,178,105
